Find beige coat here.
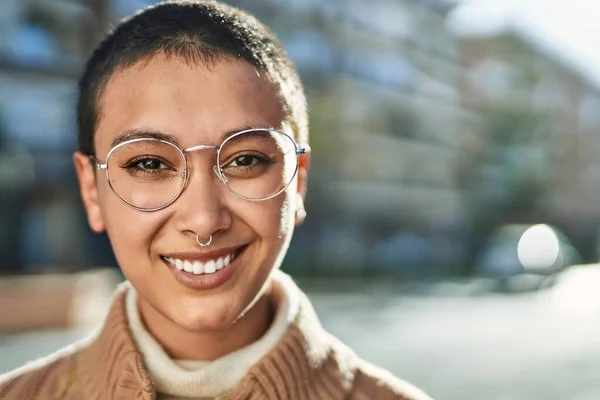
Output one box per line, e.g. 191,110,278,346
0,284,433,400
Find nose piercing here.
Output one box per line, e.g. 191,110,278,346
196,234,213,247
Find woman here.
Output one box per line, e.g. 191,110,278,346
0,1,433,399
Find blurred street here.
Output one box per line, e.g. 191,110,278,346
3,275,600,400
312,283,600,400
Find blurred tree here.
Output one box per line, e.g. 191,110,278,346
456,105,557,274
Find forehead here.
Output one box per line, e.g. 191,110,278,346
95,54,284,155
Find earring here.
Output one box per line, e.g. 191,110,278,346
296,208,307,222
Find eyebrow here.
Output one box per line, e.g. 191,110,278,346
110,124,276,149
111,129,179,148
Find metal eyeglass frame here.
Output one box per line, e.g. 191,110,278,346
91,128,310,212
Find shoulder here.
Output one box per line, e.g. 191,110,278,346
0,338,90,399
350,358,434,400
325,334,434,400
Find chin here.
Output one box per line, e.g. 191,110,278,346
168,299,242,332
174,312,236,332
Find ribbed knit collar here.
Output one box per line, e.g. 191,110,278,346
77,272,356,400
125,271,298,398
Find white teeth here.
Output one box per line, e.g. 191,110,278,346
205,260,216,274
183,260,193,273
192,261,203,275
164,251,238,275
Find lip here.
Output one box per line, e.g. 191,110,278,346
161,245,248,291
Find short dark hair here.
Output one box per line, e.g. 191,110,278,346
77,0,307,155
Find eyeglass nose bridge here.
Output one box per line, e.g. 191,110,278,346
181,144,227,183
184,144,220,153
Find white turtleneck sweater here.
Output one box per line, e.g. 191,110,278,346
125,271,300,399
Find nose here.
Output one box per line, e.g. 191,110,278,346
172,161,232,241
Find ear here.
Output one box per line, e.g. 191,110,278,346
295,153,310,226
296,153,310,198
73,152,106,233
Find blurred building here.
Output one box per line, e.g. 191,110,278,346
448,0,600,261
0,0,109,272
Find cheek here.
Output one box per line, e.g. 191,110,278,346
97,180,164,268
241,192,294,240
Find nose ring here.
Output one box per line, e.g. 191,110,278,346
196,234,212,247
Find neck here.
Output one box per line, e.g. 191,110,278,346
137,290,275,361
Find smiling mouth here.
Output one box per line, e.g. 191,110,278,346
161,246,247,275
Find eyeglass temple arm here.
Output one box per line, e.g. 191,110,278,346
88,155,107,170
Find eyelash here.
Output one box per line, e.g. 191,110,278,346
122,157,175,173
222,152,271,167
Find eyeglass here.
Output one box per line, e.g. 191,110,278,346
91,128,309,212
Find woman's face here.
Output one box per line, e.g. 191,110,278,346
73,54,308,331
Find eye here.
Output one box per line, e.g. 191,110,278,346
229,155,261,167
137,158,166,170
125,157,169,170
123,157,174,173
